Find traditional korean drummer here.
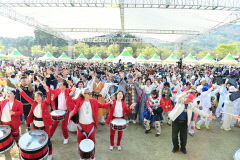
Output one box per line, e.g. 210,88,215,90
49,79,73,144
0,90,23,146
16,82,53,160
106,91,136,151
68,87,111,160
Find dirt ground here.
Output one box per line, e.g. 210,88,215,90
0,119,239,160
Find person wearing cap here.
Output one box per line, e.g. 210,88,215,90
215,83,229,118
160,82,172,125
155,75,164,92
190,76,196,89
15,75,34,131
168,90,216,154
170,76,181,103
0,90,23,146
221,86,240,131
143,90,163,136
118,72,142,124
196,85,220,130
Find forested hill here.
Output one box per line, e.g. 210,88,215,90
183,24,240,50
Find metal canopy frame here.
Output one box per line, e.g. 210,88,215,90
53,28,200,35
0,0,240,44
0,4,71,41
1,0,240,11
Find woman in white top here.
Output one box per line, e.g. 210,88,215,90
17,83,54,160
0,90,23,145
139,78,157,126
106,91,136,151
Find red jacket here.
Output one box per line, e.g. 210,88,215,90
20,91,53,136
68,96,110,128
106,100,132,125
49,88,73,111
0,99,23,129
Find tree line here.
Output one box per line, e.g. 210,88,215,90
0,29,239,60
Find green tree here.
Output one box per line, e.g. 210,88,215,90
31,45,43,57
106,44,120,56
159,48,172,59
196,51,209,59
141,46,159,59
43,45,58,57
0,41,5,51
215,42,240,59
125,47,133,55
73,42,90,57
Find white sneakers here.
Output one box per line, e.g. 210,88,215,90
117,146,121,151
47,155,53,160
109,146,121,151
63,138,69,144
109,146,113,151
132,120,136,124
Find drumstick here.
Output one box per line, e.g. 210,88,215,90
218,110,236,116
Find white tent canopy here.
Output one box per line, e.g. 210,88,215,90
0,3,236,43
114,49,136,63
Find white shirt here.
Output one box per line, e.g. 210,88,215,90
113,101,123,118
33,104,44,127
58,92,67,111
79,101,94,124
1,102,13,122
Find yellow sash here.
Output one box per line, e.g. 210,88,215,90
172,83,178,91
177,80,182,88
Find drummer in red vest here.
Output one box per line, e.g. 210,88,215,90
0,90,23,145
49,80,73,144
17,82,54,160
68,87,111,160
106,91,136,151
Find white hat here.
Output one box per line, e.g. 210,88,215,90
210,75,214,78
178,75,181,78
229,86,238,92
191,76,195,80
172,77,176,81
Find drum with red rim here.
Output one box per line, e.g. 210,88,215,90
19,130,49,160
51,110,67,121
0,125,15,153
234,149,240,160
110,118,127,131
79,139,95,159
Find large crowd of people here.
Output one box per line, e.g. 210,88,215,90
0,59,240,160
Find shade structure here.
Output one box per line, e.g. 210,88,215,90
104,54,114,62
8,49,29,60
38,52,57,61
183,53,198,64
218,53,238,65
148,54,161,64
163,53,178,64
136,53,147,63
90,53,103,62
75,53,88,62
0,51,6,60
58,52,72,61
113,48,136,63
199,53,216,65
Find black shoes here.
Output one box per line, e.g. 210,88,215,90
180,148,187,154
145,129,151,134
172,148,179,153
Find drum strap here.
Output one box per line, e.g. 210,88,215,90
77,123,95,138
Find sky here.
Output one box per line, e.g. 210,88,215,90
0,16,34,38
